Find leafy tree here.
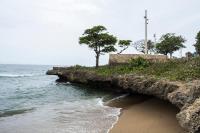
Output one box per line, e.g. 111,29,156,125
194,31,200,56
79,25,117,68
147,40,155,54
117,40,132,54
133,39,155,54
155,33,186,58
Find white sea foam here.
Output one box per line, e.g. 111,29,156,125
94,98,121,133
105,93,129,105
0,73,40,77
96,98,122,133
101,97,122,133
107,110,121,133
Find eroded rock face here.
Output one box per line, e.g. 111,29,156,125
177,98,200,133
46,68,200,133
175,82,200,133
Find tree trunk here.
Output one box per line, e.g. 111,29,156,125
95,54,99,68
117,46,128,54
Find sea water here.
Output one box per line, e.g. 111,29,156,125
0,64,120,133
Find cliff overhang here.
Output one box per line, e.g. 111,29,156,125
47,67,200,133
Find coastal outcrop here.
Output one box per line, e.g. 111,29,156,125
47,67,200,133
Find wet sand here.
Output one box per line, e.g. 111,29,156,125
108,95,184,133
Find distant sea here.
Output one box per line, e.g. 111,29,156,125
0,64,120,133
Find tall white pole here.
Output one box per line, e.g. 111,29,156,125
144,10,148,54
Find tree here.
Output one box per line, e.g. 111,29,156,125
147,40,155,54
155,33,186,58
117,40,132,54
79,25,117,68
194,31,200,56
185,52,193,60
133,39,155,54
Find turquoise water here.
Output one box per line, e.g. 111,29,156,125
0,65,120,133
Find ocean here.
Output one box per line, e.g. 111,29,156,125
0,64,120,133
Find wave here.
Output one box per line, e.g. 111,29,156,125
97,98,121,133
94,99,121,133
0,108,34,117
57,98,121,133
104,93,129,105
0,73,41,78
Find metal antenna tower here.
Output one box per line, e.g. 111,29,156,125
144,10,149,54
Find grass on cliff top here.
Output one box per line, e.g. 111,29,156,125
70,57,200,81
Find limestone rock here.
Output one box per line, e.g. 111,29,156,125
47,67,200,133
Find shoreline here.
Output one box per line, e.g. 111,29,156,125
46,67,200,132
107,94,184,133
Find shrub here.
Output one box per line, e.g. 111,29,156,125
129,57,150,68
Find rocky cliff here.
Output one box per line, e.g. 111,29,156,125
47,67,200,133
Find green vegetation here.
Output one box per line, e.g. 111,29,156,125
79,25,132,68
194,31,200,56
156,33,186,58
133,40,155,54
69,57,200,81
129,57,150,68
78,26,199,81
117,40,132,54
79,26,193,68
79,25,117,68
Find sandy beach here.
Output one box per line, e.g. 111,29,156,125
108,95,184,133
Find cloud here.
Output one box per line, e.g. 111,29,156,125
0,0,200,65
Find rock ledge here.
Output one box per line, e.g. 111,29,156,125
47,67,200,133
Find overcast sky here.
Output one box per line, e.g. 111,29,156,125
0,0,200,66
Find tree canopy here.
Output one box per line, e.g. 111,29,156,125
156,33,186,58
79,25,117,68
117,40,132,54
194,31,200,56
133,39,155,54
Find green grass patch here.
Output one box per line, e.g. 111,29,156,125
68,57,200,81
